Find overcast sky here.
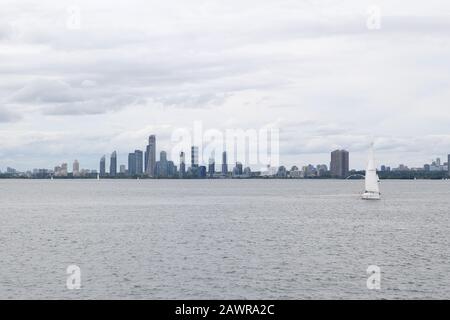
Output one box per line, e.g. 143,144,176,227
1,0,450,171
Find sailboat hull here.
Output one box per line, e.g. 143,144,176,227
362,191,381,200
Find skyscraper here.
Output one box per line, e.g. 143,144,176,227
129,150,143,176
233,162,243,176
208,156,215,178
73,160,80,177
448,154,450,176
199,166,207,179
156,151,168,178
145,135,156,177
179,151,186,178
110,151,117,177
191,146,199,168
128,152,136,176
135,150,143,175
168,161,176,177
222,151,228,175
60,163,68,177
330,149,349,178
99,155,106,177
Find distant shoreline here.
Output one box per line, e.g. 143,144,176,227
1,169,449,180
1,176,449,180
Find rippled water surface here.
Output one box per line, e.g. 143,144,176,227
0,179,449,299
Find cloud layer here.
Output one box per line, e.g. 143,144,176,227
1,0,450,170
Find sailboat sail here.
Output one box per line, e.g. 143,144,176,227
365,146,379,194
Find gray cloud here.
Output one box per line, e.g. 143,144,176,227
0,23,12,40
153,93,231,108
0,106,21,123
9,78,81,103
41,94,144,115
7,78,144,115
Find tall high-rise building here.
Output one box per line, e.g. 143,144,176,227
59,163,68,177
144,149,148,172
145,135,156,177
129,150,143,176
191,146,199,168
448,154,450,176
168,161,176,177
120,164,126,174
110,151,117,176
316,164,328,177
128,153,137,176
53,163,68,177
156,151,168,178
208,156,215,178
179,151,186,178
233,162,243,176
135,150,143,175
199,166,207,179
99,156,106,177
222,151,228,175
73,160,80,176
330,149,349,178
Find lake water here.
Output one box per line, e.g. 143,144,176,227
0,179,449,299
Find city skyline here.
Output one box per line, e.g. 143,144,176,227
2,126,450,174
2,126,450,172
2,132,449,179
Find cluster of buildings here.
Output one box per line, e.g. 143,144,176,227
100,136,242,179
379,157,449,173
423,157,449,172
2,135,450,179
9,161,99,179
93,136,350,179
53,160,97,177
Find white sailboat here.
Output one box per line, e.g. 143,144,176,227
97,173,100,181
362,143,381,200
